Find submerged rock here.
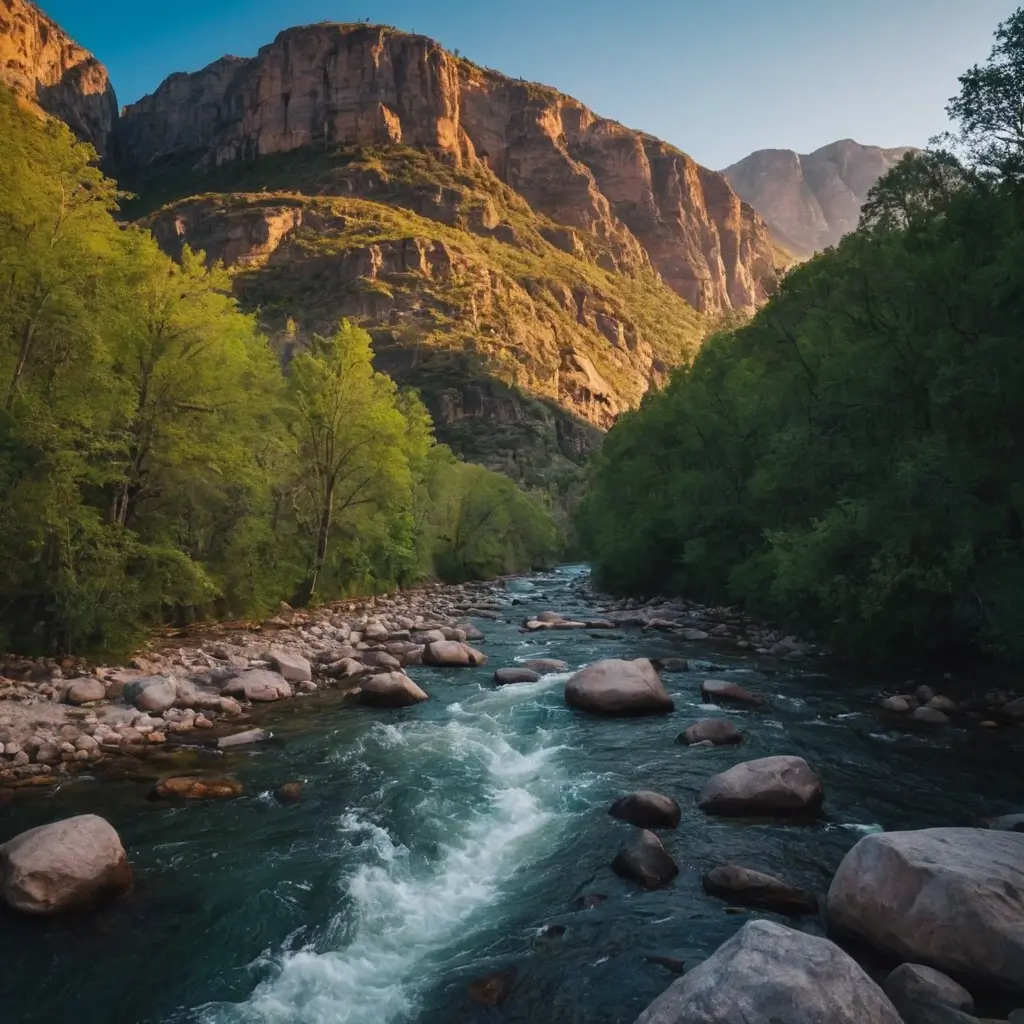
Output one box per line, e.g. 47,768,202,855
152,776,243,800
632,919,903,1023
494,667,541,685
523,658,569,674
697,756,823,816
468,969,515,1006
274,781,305,805
565,659,673,716
1,814,132,914
702,864,818,915
609,791,681,829
612,829,678,889
678,719,742,746
827,827,1024,993
700,679,763,707
217,728,267,748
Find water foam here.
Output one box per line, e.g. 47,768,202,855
202,696,568,1024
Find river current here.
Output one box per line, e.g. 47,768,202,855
1,565,1021,1023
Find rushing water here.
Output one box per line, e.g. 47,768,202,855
1,565,1022,1024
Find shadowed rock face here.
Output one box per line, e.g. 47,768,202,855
115,22,779,316
0,0,118,153
722,139,916,257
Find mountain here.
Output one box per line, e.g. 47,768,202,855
0,0,117,153
722,140,917,257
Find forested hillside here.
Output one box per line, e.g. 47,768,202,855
579,9,1024,663
0,90,557,654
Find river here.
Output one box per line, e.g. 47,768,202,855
1,565,1021,1023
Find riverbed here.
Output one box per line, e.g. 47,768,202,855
1,565,1021,1023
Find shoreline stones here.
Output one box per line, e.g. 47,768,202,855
826,827,1024,993
609,791,681,829
612,829,679,888
1,814,132,914
565,659,673,716
698,756,824,816
632,919,903,1024
222,669,292,703
702,864,819,915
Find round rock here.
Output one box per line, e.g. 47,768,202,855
565,658,673,716
700,679,763,707
702,864,818,915
679,719,742,746
609,791,681,829
494,667,541,685
697,756,823,816
358,672,428,709
612,829,679,889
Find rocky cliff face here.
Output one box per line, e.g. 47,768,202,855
116,23,779,316
0,0,117,153
722,140,916,257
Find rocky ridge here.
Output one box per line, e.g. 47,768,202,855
722,139,916,257
0,0,117,153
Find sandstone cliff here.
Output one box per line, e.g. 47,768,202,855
722,139,916,257
115,23,779,316
0,0,117,153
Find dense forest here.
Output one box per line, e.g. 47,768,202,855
579,9,1024,663
0,89,558,654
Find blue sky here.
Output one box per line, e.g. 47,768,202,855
42,0,1013,169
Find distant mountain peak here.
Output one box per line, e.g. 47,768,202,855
722,140,917,257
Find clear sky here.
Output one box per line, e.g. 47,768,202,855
41,0,1013,169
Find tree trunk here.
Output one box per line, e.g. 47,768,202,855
297,483,334,606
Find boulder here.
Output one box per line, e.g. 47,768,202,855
680,628,710,641
1,815,132,914
265,649,312,682
222,669,292,702
63,677,107,705
912,706,949,725
883,964,974,1017
274,782,304,805
125,676,177,714
827,828,1024,992
360,650,402,672
494,667,541,685
152,776,243,800
461,624,485,641
523,658,570,674
632,919,903,1024
927,695,957,712
612,829,678,889
880,696,911,712
702,864,818,915
565,659,673,716
697,756,824,816
358,672,428,709
609,791,681,829
423,641,488,667
700,679,763,707
678,719,742,746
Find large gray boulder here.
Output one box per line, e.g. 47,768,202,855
1,815,132,914
633,919,903,1024
265,649,312,682
697,755,823,816
358,672,428,709
123,675,177,714
565,659,673,716
827,828,1024,993
222,669,292,702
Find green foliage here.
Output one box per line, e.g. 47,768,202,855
0,90,559,653
579,11,1024,662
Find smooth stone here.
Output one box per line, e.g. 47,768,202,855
609,791,681,829
358,672,428,708
679,628,709,641
632,919,903,1024
928,695,957,712
698,756,824,816
360,650,402,672
702,864,818,915
63,677,107,705
265,649,312,682
422,641,488,667
152,776,243,800
217,728,267,748
222,669,292,702
700,679,764,707
133,678,177,714
880,696,911,712
494,667,541,685
827,828,1024,993
612,829,678,889
274,781,304,805
565,658,673,716
912,706,949,725
679,719,742,746
0,814,132,914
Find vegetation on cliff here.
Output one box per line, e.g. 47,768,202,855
0,90,557,654
579,8,1024,663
